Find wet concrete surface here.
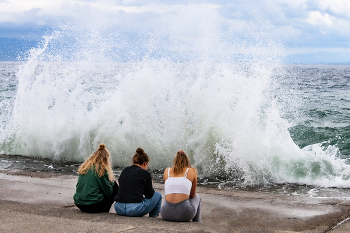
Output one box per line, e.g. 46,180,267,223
1,170,350,232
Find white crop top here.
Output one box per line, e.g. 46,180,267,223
164,168,192,196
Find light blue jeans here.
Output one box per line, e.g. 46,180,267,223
114,191,162,217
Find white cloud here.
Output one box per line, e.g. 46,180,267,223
318,0,350,19
91,2,219,14
0,0,68,24
0,0,220,25
1,0,350,51
307,11,332,26
303,2,350,38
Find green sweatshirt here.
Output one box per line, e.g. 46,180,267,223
73,167,114,205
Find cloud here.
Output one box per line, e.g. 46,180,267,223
318,0,350,19
0,0,349,56
307,11,332,26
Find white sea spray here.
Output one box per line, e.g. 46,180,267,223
0,4,349,188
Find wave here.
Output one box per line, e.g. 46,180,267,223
1,13,350,188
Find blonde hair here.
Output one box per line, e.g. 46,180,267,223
78,143,115,181
172,150,191,175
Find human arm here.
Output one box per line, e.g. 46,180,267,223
190,168,197,198
144,170,155,199
163,167,169,183
97,172,114,197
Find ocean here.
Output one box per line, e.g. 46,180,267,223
0,20,350,196
1,59,349,194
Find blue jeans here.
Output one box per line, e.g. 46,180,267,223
114,191,162,217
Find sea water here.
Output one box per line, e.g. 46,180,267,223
1,60,350,190
0,13,350,194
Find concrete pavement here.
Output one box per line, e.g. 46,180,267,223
1,171,350,232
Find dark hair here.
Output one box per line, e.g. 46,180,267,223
173,150,191,175
133,148,149,165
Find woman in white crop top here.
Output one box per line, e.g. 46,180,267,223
160,150,201,222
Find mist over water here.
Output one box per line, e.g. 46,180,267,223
1,4,350,188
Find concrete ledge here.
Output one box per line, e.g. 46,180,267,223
1,171,350,232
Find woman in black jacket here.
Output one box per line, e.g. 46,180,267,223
114,148,162,217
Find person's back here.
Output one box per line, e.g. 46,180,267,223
164,167,194,203
114,164,154,203
114,148,162,217
73,143,118,213
74,167,113,206
161,150,202,222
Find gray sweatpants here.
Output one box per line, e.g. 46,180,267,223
160,194,202,222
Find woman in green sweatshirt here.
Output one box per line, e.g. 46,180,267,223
73,143,118,213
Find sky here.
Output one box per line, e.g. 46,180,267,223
0,0,350,63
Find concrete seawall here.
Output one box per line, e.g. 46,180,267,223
1,170,350,232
